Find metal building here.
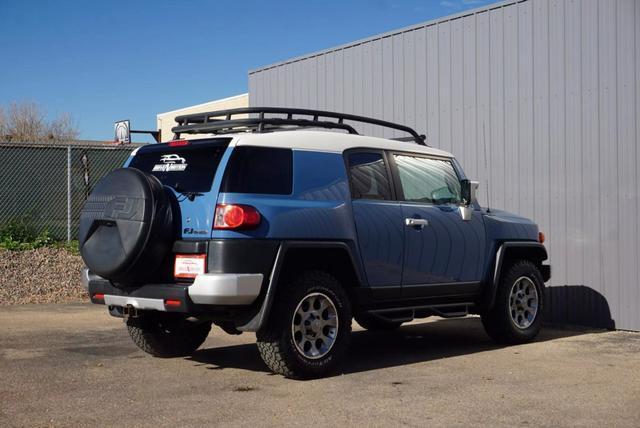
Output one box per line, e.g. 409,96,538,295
248,0,640,330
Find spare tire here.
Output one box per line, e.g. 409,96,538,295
79,168,176,284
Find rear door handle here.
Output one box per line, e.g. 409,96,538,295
405,218,429,228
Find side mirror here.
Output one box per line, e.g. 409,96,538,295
460,179,479,206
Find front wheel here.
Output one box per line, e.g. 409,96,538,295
256,270,352,379
481,260,545,344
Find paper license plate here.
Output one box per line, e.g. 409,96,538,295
174,254,206,279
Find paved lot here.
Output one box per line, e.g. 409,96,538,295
1,304,639,427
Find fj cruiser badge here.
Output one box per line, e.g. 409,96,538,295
152,154,187,172
183,227,207,235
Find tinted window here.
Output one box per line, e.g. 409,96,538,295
348,152,392,200
222,146,293,194
129,143,226,193
394,155,461,204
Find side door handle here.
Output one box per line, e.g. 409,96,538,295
405,218,429,229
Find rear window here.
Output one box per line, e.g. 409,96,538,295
221,146,293,195
129,141,227,193
347,152,392,200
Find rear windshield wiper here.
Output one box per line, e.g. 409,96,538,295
173,183,204,201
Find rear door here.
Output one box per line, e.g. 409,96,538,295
127,139,230,238
346,150,404,299
389,153,485,298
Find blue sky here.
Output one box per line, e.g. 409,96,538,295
0,0,496,141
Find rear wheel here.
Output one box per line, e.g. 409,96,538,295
354,313,403,331
482,260,544,344
256,270,352,379
126,313,211,358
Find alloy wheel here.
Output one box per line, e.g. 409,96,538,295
509,276,539,329
291,292,339,359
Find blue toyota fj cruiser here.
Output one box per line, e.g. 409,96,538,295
80,108,550,379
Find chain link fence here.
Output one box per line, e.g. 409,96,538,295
0,141,144,241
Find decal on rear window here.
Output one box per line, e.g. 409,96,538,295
152,154,188,172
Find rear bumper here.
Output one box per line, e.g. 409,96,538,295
189,273,263,305
83,268,263,312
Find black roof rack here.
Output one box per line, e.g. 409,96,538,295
171,107,427,146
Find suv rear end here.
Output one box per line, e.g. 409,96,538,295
82,137,289,325
81,122,363,378
81,129,355,340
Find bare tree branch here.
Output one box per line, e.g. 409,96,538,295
46,113,79,143
6,102,44,142
1,102,79,143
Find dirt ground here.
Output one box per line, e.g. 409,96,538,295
1,304,639,427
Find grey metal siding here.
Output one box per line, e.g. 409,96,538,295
248,0,640,330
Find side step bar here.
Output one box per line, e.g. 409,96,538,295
364,303,472,323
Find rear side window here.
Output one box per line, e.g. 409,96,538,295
129,143,226,193
347,152,392,200
221,146,293,195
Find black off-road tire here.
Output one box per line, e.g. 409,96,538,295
256,270,352,379
482,260,545,344
354,313,403,331
126,313,211,358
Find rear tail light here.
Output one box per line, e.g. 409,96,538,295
164,299,182,308
92,293,105,303
538,231,546,243
213,204,261,230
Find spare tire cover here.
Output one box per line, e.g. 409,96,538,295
79,168,175,283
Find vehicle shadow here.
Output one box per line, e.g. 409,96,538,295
188,316,599,377
545,285,615,330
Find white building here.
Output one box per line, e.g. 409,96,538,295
156,93,248,142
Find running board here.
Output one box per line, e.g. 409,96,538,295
429,305,469,318
365,303,471,323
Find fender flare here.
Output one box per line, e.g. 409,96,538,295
237,241,364,332
485,241,548,310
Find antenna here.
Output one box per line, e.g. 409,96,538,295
482,122,491,213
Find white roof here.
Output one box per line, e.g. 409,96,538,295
226,130,454,158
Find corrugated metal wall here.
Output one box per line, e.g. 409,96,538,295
248,0,640,331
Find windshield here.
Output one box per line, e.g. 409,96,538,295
129,139,229,193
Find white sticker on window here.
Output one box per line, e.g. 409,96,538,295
152,154,188,172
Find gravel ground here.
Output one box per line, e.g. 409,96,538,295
0,248,85,305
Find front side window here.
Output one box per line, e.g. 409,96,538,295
393,155,461,204
347,152,392,200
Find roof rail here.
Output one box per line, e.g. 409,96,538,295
171,107,427,146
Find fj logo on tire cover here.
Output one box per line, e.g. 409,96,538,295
104,196,139,220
